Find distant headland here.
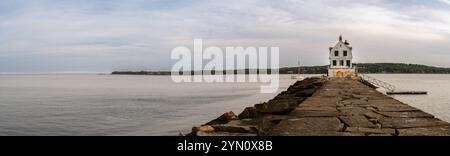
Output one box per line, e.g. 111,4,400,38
111,63,450,75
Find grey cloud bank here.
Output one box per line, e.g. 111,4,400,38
1,0,450,72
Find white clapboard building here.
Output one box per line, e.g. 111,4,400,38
328,35,356,77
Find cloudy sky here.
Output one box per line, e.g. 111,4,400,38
1,0,450,72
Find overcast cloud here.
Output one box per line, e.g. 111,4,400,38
1,0,450,72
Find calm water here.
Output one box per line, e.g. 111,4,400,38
0,74,449,136
0,74,298,136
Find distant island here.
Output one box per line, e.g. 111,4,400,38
111,71,171,75
112,63,450,75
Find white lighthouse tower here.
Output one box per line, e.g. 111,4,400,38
328,35,356,77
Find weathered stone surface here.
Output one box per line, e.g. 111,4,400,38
198,125,215,133
238,107,259,119
301,97,341,107
317,89,340,97
398,126,450,136
364,111,383,119
261,115,289,122
352,94,370,100
272,93,293,100
269,131,364,136
378,111,434,118
365,106,379,112
339,115,377,128
296,106,337,112
205,111,238,125
255,99,298,114
339,132,367,136
367,134,394,136
339,107,372,116
265,117,343,136
368,99,404,105
345,127,395,135
294,88,317,97
341,99,369,106
211,120,259,133
376,106,419,112
191,125,215,135
381,118,450,129
289,110,341,117
289,77,321,87
197,131,257,136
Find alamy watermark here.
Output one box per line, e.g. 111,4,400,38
171,39,279,93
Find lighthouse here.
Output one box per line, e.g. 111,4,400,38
328,35,356,77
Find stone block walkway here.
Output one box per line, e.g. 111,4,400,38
266,78,450,136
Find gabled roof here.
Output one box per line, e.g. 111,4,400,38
329,35,352,51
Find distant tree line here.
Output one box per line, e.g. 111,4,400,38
111,63,450,75
354,63,450,74
280,63,450,74
279,65,328,74
111,71,171,75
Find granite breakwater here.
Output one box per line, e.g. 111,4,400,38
186,77,450,136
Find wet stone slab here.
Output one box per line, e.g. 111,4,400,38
289,110,341,118
340,99,369,106
300,97,341,107
339,115,377,128
378,111,435,118
295,106,338,112
197,131,258,136
345,127,396,135
211,120,260,133
339,107,373,116
364,111,384,119
376,106,420,112
380,118,450,129
265,117,343,136
398,126,450,136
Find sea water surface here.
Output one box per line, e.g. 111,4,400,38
0,74,449,135
0,74,299,135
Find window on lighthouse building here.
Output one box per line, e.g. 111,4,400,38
347,60,351,67
344,50,348,56
334,51,339,56
333,60,337,66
